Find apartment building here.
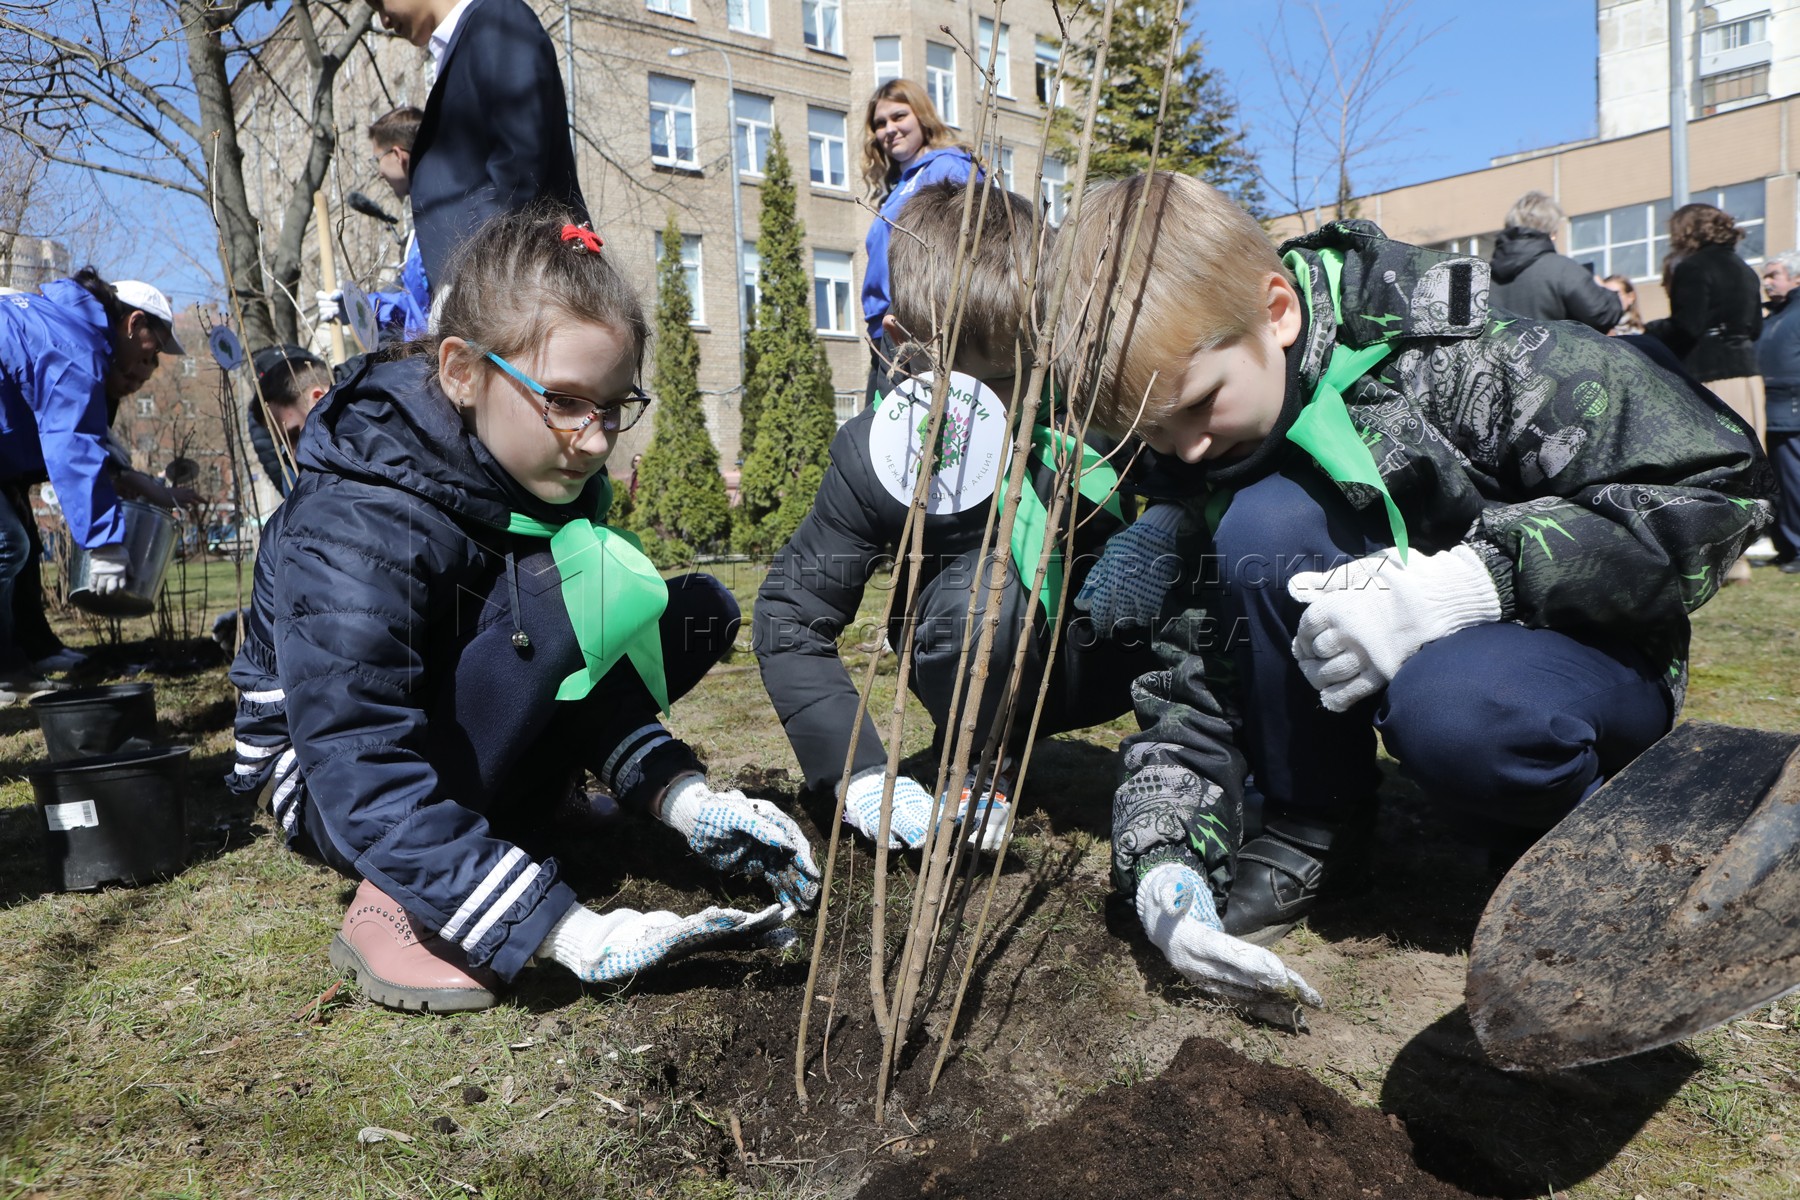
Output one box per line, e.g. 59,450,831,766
235,0,1071,470
1271,1,1800,323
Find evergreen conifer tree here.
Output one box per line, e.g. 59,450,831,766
633,213,730,554
735,126,837,552
1050,0,1259,206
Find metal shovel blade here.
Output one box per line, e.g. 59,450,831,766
1466,720,1800,1071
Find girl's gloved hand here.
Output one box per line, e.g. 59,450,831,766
1074,503,1191,633
659,776,822,911
1136,862,1322,1024
843,766,933,849
539,900,793,983
1288,543,1500,712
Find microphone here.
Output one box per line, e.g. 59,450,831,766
346,191,399,226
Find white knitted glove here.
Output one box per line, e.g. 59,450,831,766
1288,544,1500,713
659,776,822,911
950,765,1013,854
843,766,933,849
87,544,130,595
539,900,792,983
1137,863,1322,1021
316,289,346,325
1074,502,1190,633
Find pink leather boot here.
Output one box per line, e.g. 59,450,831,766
329,880,501,1013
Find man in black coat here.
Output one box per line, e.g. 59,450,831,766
364,0,587,290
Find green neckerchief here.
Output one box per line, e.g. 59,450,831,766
505,479,672,713
1259,247,1411,560
1009,423,1128,619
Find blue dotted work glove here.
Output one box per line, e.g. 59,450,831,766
539,900,793,983
1074,503,1190,634
1136,862,1323,1023
844,766,933,849
951,764,1014,854
660,776,822,911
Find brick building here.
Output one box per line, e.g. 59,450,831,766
235,0,1071,471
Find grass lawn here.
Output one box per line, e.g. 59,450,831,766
0,561,1795,1198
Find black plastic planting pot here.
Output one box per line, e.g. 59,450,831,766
30,746,191,891
29,683,158,762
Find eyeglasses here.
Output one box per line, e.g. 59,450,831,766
483,351,651,434
371,146,401,169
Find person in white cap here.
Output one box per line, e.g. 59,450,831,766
0,268,184,700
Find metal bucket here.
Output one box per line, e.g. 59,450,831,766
67,499,179,617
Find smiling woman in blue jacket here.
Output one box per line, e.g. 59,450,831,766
859,79,977,405
0,269,181,695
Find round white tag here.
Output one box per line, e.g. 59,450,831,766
868,372,1008,514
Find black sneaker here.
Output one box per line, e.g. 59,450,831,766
1222,808,1368,947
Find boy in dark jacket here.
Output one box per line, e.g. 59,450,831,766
1059,173,1772,986
753,183,1157,853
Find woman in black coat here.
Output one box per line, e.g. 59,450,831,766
1648,201,1766,582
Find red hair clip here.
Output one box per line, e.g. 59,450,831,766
561,223,604,253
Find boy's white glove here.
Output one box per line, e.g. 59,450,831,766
843,766,932,849
86,544,130,595
951,767,1013,854
1074,503,1190,633
1137,862,1323,1022
316,289,346,325
659,776,822,911
1288,544,1500,713
539,900,792,983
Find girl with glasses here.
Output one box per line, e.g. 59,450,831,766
225,205,818,1012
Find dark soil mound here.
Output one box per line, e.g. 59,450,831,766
858,1035,1478,1200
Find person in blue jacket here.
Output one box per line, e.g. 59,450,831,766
227,206,819,1013
859,78,977,406
0,270,182,697
319,106,431,345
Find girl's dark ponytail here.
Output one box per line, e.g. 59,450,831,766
68,266,127,329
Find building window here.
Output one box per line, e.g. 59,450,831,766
992,145,1014,192
874,35,902,86
1035,38,1063,106
977,19,1011,97
137,395,155,416
656,231,706,325
813,249,854,333
735,92,773,176
1701,13,1769,55
180,355,197,378
1700,64,1769,114
727,0,767,36
808,106,848,189
1041,155,1067,225
802,0,841,54
1571,182,1765,280
926,41,957,126
742,241,761,317
1425,233,1499,260
647,0,691,17
649,75,698,169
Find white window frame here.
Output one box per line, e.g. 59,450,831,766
977,19,1011,98
649,74,698,169
1035,37,1064,107
656,231,706,326
647,0,691,18
1701,13,1769,55
742,241,762,317
873,35,903,87
727,0,768,36
1041,155,1068,225
807,106,848,190
926,41,958,126
813,249,854,334
735,91,773,177
802,0,842,54
983,142,1015,192
137,395,155,416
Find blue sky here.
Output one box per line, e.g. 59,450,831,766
1195,0,1601,208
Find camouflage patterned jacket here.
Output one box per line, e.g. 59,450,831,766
1113,220,1775,899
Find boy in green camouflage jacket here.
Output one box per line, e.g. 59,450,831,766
1059,173,1773,1003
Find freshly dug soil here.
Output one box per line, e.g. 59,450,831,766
858,1035,1478,1200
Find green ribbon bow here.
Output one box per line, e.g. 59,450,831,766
1009,424,1128,618
1262,247,1410,559
505,480,672,712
